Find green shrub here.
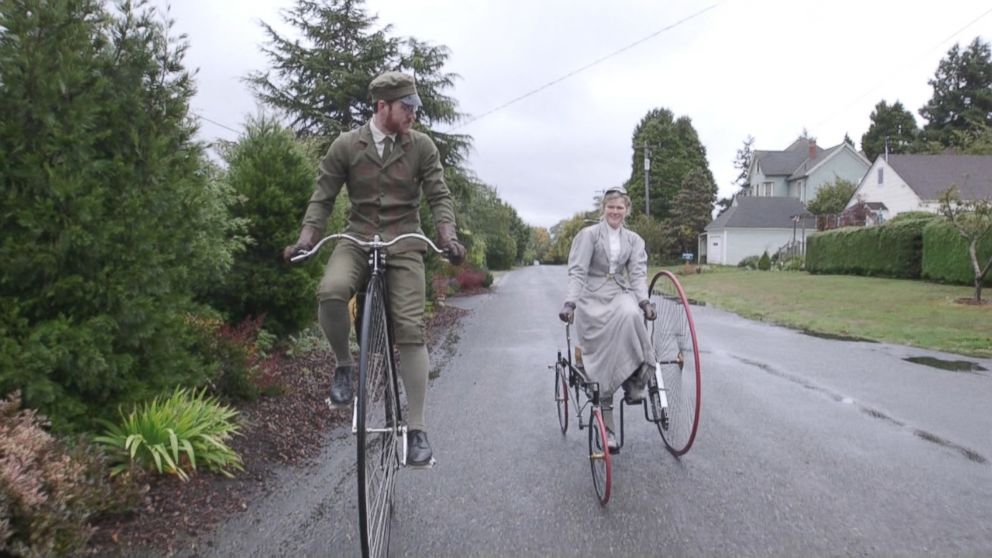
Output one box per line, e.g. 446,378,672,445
889,211,939,224
0,0,242,431
95,387,244,482
202,116,327,338
807,219,929,278
922,219,992,286
779,256,806,271
758,251,772,270
738,255,760,269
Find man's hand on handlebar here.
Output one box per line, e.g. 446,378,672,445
437,222,466,266
442,240,466,265
558,301,575,323
283,225,321,262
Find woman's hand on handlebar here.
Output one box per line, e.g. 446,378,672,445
640,300,657,321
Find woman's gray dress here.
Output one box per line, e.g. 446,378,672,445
564,221,653,396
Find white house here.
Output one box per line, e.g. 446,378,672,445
848,154,992,220
746,138,871,203
700,197,812,265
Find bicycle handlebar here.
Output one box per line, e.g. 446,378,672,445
290,232,446,263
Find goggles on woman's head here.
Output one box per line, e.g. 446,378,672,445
604,186,628,196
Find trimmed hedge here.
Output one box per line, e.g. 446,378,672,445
922,220,992,286
807,219,930,278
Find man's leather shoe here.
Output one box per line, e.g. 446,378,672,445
329,365,353,406
407,430,433,466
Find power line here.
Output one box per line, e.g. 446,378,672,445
445,3,721,132
194,111,241,135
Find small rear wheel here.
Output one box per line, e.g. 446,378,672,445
588,407,612,505
648,270,702,456
555,361,569,434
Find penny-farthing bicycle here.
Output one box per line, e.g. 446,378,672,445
551,270,701,504
293,232,447,558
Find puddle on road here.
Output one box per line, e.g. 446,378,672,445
904,356,987,373
799,329,877,343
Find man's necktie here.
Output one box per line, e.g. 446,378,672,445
382,136,393,160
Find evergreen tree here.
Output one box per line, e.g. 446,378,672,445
0,0,240,429
625,108,714,224
247,0,470,167
920,37,992,148
206,115,329,337
731,135,755,193
861,100,919,161
667,169,717,256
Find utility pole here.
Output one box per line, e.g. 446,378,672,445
642,145,651,216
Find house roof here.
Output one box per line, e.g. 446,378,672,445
753,137,826,177
788,144,849,180
886,155,992,201
706,196,808,231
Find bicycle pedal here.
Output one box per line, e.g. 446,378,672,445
324,397,351,410
406,457,436,470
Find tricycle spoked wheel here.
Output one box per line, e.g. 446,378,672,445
555,361,569,434
588,407,612,505
648,270,702,456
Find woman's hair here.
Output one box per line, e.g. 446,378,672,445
602,187,631,210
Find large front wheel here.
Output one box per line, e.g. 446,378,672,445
356,275,401,558
648,270,702,456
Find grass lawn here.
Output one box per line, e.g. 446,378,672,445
649,265,992,358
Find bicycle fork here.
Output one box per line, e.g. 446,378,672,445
645,362,670,428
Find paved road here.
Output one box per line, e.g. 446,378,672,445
190,264,992,557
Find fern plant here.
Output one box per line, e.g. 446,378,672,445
95,387,243,481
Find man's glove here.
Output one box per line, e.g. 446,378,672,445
640,300,657,321
437,222,466,265
558,301,575,323
283,225,321,262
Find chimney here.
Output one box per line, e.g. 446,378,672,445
808,138,817,160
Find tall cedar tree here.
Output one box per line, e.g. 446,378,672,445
246,0,470,168
920,37,992,148
625,108,714,226
0,0,241,430
861,100,919,161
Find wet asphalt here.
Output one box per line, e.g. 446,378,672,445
185,264,992,557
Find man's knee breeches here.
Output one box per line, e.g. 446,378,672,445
317,242,426,345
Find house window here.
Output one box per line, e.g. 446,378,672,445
762,181,772,197
877,168,884,185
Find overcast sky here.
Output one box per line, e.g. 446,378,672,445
152,0,992,228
